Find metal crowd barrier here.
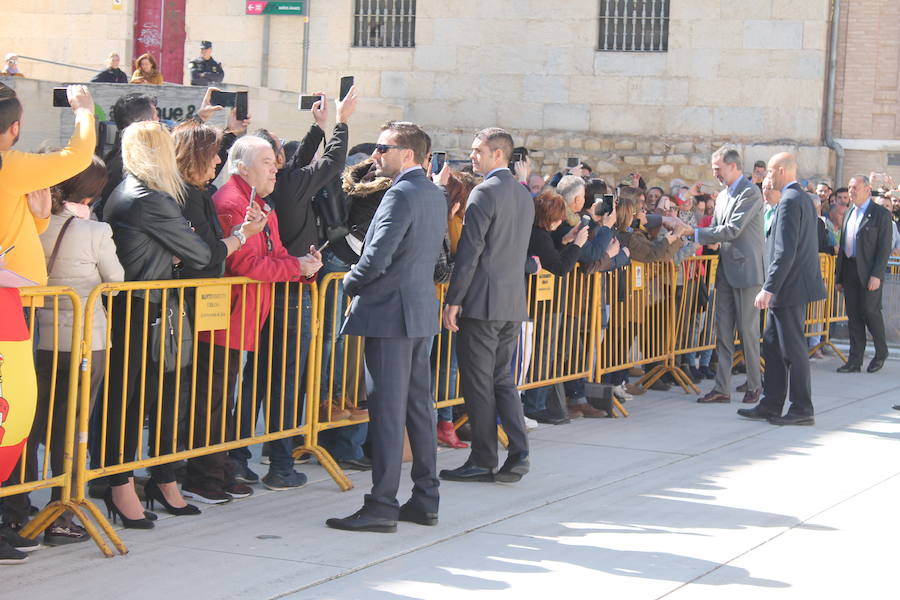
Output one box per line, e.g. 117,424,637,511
5,288,92,549
672,256,719,394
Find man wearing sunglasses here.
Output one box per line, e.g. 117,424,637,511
326,121,447,533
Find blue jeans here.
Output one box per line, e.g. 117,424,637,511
431,329,458,422
230,284,312,475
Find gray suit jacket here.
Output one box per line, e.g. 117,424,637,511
341,168,447,338
445,169,534,322
695,176,765,288
763,183,827,308
835,199,893,287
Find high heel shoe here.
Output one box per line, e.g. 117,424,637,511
103,486,154,529
144,478,201,516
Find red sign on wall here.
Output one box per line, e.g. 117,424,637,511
133,0,186,84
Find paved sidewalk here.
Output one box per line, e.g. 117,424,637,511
8,355,900,600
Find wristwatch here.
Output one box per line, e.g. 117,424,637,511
232,227,247,246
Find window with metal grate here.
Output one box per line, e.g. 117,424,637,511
598,0,670,52
353,0,416,48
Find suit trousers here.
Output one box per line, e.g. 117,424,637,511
842,257,888,365
713,272,762,394
363,336,439,519
457,317,529,469
760,304,813,416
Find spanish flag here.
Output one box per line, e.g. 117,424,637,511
0,288,36,483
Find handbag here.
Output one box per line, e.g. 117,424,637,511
148,290,192,373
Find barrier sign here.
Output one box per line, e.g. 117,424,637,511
534,272,555,302
194,285,231,331
246,1,304,15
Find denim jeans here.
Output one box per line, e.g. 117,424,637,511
431,328,458,422
230,284,312,476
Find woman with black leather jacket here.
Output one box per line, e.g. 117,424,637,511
101,121,215,528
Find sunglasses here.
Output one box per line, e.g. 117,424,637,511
373,144,406,154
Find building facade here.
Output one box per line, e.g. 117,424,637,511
3,1,892,186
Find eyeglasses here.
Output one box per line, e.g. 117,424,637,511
373,144,406,154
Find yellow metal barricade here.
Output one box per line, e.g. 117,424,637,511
74,277,322,556
594,261,684,396
671,256,719,394
4,288,86,547
806,253,834,355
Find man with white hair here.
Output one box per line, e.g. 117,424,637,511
182,136,323,503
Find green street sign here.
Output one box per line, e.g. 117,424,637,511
246,1,305,15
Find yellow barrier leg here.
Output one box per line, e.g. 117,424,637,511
453,414,468,430
670,364,699,394
638,364,666,388
610,397,629,417
303,444,353,491
18,503,66,539
72,499,127,557
497,425,509,448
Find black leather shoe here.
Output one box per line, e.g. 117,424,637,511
767,412,815,426
439,462,494,482
337,457,373,471
836,363,861,373
399,502,438,526
524,410,569,425
892,405,900,411
495,452,530,483
866,358,885,373
737,405,780,421
325,509,397,533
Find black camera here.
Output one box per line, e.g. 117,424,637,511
593,194,615,217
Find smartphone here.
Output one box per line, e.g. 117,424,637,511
580,214,592,229
431,151,447,174
235,91,249,121
566,157,579,168
52,87,68,108
299,94,323,110
339,75,354,101
508,152,523,171
594,194,615,216
210,90,236,107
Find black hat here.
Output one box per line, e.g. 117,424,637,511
200,41,212,49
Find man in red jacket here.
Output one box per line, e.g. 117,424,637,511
183,136,322,503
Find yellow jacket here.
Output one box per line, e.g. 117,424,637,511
0,110,96,302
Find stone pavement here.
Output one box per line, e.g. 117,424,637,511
7,354,899,600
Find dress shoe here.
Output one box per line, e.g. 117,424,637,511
495,452,530,484
767,412,815,426
697,390,730,404
398,502,438,526
836,363,861,373
326,509,397,533
439,462,494,482
741,388,760,404
737,405,780,421
867,358,885,373
524,409,569,425
337,457,373,471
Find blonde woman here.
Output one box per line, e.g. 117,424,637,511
101,121,212,528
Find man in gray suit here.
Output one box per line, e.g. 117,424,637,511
440,128,534,484
326,121,446,532
739,152,826,426
692,146,766,405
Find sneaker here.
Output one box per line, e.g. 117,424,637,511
523,416,539,431
43,524,89,546
232,462,260,484
225,481,254,499
181,484,232,504
611,384,633,402
0,540,27,564
261,470,308,491
0,525,42,552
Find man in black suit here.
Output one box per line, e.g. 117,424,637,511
834,175,893,374
738,153,826,426
326,122,447,532
440,128,534,484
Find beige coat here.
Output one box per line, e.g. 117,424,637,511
37,209,124,351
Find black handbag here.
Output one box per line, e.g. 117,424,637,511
149,290,192,373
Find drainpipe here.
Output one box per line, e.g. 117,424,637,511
300,1,311,93
824,0,844,186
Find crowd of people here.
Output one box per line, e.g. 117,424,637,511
0,77,898,559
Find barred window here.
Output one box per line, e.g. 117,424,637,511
353,0,416,48
598,0,670,52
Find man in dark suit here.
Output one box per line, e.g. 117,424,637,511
739,153,826,426
834,175,892,374
326,121,447,532
440,128,534,484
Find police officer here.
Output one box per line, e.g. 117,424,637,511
189,41,224,86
